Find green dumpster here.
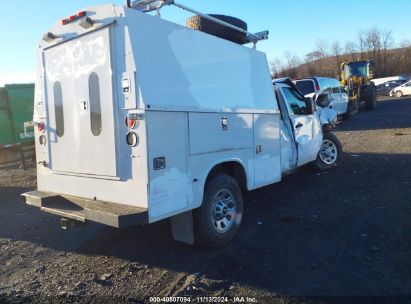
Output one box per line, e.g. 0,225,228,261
0,83,35,148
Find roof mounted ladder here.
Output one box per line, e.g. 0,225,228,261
126,0,269,48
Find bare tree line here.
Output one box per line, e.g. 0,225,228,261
271,27,411,80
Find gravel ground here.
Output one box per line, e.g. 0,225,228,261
0,97,410,304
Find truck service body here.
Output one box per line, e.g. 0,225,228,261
23,3,341,246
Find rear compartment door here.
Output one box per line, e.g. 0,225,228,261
253,113,281,187
44,26,118,177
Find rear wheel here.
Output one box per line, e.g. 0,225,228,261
186,14,248,45
194,174,243,247
314,132,342,171
395,91,403,98
365,85,377,110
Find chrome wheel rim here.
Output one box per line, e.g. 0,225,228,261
319,139,338,165
211,189,236,234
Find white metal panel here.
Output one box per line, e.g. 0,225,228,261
38,5,120,50
44,26,118,177
125,9,277,112
188,113,253,155
291,115,321,166
253,114,281,187
279,119,297,173
188,149,254,209
37,170,148,208
146,111,190,221
122,26,138,110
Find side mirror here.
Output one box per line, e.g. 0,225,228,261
304,97,315,114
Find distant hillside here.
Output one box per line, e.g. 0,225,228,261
273,45,411,80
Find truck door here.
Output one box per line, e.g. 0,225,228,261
280,86,322,166
44,26,118,177
403,82,411,95
253,113,281,187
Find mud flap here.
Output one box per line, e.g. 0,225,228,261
171,210,194,245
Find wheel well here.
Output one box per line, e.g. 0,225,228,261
206,161,247,190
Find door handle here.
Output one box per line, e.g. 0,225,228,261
295,122,303,129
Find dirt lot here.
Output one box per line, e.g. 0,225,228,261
1,97,410,303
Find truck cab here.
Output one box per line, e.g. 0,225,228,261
23,3,342,247
273,78,341,173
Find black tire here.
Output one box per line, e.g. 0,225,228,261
395,91,403,98
186,14,248,45
364,85,377,110
314,132,343,171
194,174,243,247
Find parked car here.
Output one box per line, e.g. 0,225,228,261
294,77,350,120
22,3,343,248
376,81,406,96
390,81,411,98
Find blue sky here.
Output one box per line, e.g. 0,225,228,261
0,0,410,84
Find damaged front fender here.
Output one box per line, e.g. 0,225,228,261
317,106,338,126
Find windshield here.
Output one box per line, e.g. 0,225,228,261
347,62,368,77
281,87,308,116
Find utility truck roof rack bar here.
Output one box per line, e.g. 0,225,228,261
126,0,269,47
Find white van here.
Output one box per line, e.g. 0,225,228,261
23,2,342,247
295,77,350,119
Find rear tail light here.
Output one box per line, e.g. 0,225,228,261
125,116,137,129
78,11,87,17
315,85,321,91
37,122,45,133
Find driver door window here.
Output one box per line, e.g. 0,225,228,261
281,87,308,116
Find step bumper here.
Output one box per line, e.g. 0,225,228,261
21,191,148,228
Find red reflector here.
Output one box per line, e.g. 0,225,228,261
78,11,87,17
37,122,45,133
69,15,76,21
61,18,68,25
125,116,136,129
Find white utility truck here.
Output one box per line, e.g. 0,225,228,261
22,0,342,247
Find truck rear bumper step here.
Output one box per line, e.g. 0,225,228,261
21,191,148,228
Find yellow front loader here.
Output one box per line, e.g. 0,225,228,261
340,60,377,112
